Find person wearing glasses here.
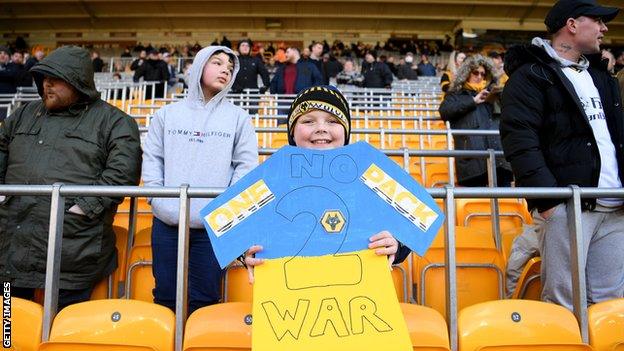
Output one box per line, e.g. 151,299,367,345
438,54,512,187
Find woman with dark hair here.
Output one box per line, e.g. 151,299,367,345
439,54,512,187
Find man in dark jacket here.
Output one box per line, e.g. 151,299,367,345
0,46,17,94
232,39,270,93
362,52,393,88
133,49,169,98
0,46,142,309
270,47,323,94
500,0,624,310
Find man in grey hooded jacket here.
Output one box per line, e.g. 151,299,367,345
142,46,258,314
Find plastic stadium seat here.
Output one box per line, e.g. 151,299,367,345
511,257,541,300
38,299,174,351
125,244,154,302
588,298,624,351
91,225,129,299
458,300,592,351
393,262,410,303
183,302,252,351
9,297,43,351
222,263,253,303
425,163,452,188
133,227,152,247
183,302,448,351
400,303,450,351
414,226,504,318
456,198,532,233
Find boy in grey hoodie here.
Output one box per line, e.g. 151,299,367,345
142,46,258,314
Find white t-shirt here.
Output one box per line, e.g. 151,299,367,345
562,66,623,207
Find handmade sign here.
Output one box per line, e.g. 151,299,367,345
200,141,444,351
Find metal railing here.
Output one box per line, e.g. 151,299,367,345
2,183,623,351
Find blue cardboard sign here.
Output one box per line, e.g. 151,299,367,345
200,141,445,268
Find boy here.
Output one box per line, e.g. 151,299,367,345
243,85,410,282
142,46,259,314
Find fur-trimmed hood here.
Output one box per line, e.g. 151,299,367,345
448,54,495,92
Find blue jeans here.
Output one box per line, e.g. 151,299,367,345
151,217,223,315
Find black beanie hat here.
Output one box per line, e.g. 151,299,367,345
238,39,253,50
287,85,351,146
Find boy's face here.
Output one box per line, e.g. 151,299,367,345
201,52,234,97
293,110,345,149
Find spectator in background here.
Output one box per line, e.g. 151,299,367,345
488,51,508,86
121,48,132,58
0,46,142,310
130,50,147,71
362,52,393,88
133,49,169,98
323,53,343,85
24,49,44,71
220,36,232,49
385,56,398,76
232,39,270,93
270,47,323,94
92,51,104,73
614,49,624,73
441,50,466,93
0,46,17,94
500,0,623,310
336,59,364,87
417,54,437,77
439,54,512,187
9,51,32,88
162,52,179,91
602,49,616,75
397,53,419,80
617,69,624,105
309,42,326,84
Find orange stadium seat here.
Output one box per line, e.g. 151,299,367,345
458,300,592,351
183,302,252,351
400,303,450,351
456,198,532,234
511,257,541,301
414,226,504,318
9,297,43,351
222,263,253,303
125,244,154,302
588,298,624,351
38,299,174,351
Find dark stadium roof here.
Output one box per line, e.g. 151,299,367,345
1,0,623,41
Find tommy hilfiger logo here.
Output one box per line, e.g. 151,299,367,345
167,129,232,138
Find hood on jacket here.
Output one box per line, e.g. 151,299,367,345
504,38,608,77
30,46,100,102
448,54,495,92
186,45,239,107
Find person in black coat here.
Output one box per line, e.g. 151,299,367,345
361,52,393,88
133,49,169,98
439,54,512,187
232,39,270,93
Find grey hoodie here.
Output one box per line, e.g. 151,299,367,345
142,46,259,228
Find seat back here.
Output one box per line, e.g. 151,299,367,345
512,257,541,300
125,244,154,302
183,302,252,351
222,264,253,303
458,300,591,351
414,226,504,317
10,297,43,351
400,303,450,351
40,299,174,351
588,298,624,351
456,198,531,233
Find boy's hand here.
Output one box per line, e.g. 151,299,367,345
244,245,264,284
368,231,399,269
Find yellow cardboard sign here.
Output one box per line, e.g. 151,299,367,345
252,249,412,351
